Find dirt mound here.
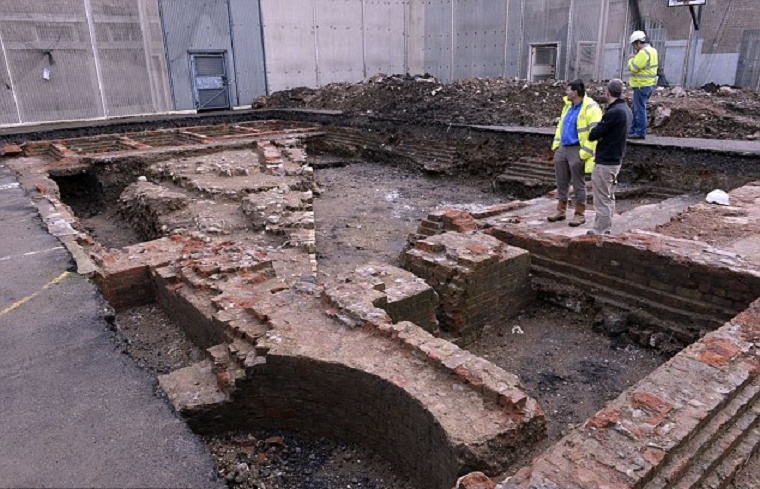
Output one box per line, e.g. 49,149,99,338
252,75,760,140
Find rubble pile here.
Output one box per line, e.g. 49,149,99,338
253,74,760,140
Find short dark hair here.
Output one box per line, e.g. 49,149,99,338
568,79,585,97
607,78,624,98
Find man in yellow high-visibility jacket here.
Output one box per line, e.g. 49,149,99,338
627,30,658,139
548,79,602,226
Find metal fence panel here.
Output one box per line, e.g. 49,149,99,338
314,0,364,85
260,0,317,91
423,0,453,81
229,0,267,103
92,0,171,117
521,0,570,80
452,0,507,80
504,0,522,78
0,0,103,123
363,0,406,77
0,30,19,124
567,0,604,82
160,0,234,110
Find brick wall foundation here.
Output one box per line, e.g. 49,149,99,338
404,231,533,344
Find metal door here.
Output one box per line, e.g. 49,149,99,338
190,53,230,110
529,44,557,81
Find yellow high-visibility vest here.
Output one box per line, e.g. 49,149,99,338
628,45,658,88
552,95,603,173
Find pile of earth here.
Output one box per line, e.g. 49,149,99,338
252,74,760,140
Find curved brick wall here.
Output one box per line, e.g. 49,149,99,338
187,353,459,489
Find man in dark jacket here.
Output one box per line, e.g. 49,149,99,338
587,78,633,235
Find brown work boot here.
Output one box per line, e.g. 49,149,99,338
569,203,586,227
547,200,568,222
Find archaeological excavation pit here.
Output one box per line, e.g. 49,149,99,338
5,115,760,489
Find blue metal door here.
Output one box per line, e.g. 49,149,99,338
190,53,230,110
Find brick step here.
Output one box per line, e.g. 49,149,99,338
532,266,722,342
157,359,230,415
325,133,379,148
499,166,556,181
647,186,687,199
701,425,760,489
508,160,555,171
642,376,760,489
395,145,457,161
206,342,248,393
684,406,760,488
495,175,555,191
532,256,735,327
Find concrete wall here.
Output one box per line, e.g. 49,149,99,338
0,0,171,124
1,0,760,125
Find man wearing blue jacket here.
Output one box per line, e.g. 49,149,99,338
587,79,633,235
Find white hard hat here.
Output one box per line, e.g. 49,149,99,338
630,31,647,44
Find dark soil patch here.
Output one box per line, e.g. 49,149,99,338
467,302,668,443
206,430,415,489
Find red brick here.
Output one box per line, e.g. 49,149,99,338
631,391,673,415
587,408,621,429
695,337,742,367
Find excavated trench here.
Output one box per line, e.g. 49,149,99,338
46,142,678,486
21,117,760,489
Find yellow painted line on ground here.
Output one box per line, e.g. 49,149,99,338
0,271,72,317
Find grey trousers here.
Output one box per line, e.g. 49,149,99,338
553,144,586,204
591,163,621,234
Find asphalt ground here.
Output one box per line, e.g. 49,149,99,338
0,164,222,488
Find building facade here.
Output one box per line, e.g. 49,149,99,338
0,0,756,125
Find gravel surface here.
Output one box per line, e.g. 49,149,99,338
116,304,205,375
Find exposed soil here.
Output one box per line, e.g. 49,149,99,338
467,302,668,445
115,304,205,375
206,431,415,489
313,158,509,279
252,75,760,140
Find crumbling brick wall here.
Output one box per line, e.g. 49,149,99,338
404,231,533,343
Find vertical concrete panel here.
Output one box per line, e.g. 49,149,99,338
0,34,19,124
259,0,317,91
0,0,103,123
567,0,603,81
695,50,739,87
406,0,426,75
91,0,172,117
662,40,687,86
602,0,628,80
423,0,453,82
314,0,364,85
452,0,506,80
229,0,267,104
504,0,522,78
363,0,406,77
160,0,234,110
522,0,569,80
